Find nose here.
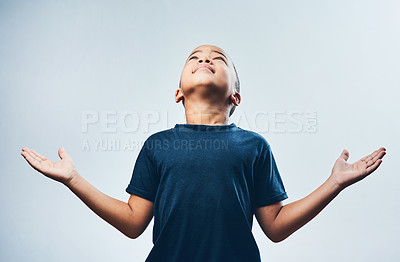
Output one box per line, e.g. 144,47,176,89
198,55,211,64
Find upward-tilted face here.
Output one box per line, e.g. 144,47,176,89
177,45,237,105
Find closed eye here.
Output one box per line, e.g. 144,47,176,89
215,57,227,64
188,56,227,64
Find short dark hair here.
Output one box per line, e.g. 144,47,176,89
179,61,240,117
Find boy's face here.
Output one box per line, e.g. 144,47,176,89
176,45,238,107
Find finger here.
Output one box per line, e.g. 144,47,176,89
340,149,349,161
30,148,47,161
21,151,42,170
365,159,383,175
373,150,386,161
365,148,386,166
366,151,386,167
26,149,42,163
362,154,374,164
58,147,68,160
372,147,386,157
361,147,384,162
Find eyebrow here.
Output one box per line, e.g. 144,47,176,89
187,50,228,61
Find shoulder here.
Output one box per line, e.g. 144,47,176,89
235,125,271,150
138,127,175,152
146,127,175,141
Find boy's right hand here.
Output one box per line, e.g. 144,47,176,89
21,147,78,186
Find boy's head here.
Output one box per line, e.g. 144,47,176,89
175,45,241,117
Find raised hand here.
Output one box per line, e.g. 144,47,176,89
329,147,386,190
21,147,78,185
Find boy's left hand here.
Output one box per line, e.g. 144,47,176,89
329,147,386,191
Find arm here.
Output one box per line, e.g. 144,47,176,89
21,147,153,239
256,147,386,243
66,173,153,239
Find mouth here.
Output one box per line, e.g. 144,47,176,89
194,65,214,73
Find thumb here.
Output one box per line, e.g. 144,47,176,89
58,146,69,160
340,149,349,161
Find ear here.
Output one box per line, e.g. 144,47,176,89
175,88,184,103
230,91,241,106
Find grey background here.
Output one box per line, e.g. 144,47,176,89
1,0,399,261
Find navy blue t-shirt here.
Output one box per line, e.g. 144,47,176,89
126,123,288,262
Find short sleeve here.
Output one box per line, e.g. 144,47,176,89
125,139,159,202
253,142,288,209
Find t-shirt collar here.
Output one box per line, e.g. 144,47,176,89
174,123,237,132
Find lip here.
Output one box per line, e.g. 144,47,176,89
194,65,214,73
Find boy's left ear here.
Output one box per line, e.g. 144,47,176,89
175,88,184,103
230,92,241,106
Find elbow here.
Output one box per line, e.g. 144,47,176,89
268,232,289,243
270,237,284,243
121,228,141,239
126,228,145,239
125,233,137,239
125,231,140,239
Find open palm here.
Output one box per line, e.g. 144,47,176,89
21,147,77,185
330,147,386,190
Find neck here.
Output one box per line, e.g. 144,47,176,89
184,102,230,125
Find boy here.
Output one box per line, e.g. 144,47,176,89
21,44,386,262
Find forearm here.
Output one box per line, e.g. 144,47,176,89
65,172,137,238
271,177,342,242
